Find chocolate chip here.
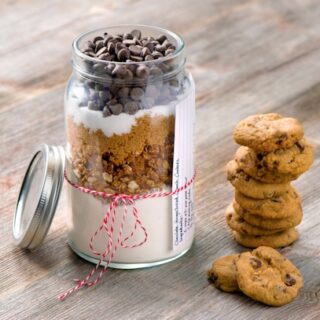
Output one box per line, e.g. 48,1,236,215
92,63,105,75
160,63,173,73
276,134,288,145
156,35,167,44
250,257,262,269
257,153,264,161
272,160,279,168
93,36,104,43
136,65,150,79
125,69,134,80
155,44,167,52
129,45,142,56
117,48,130,61
131,29,142,39
144,42,155,52
109,86,119,96
96,46,108,56
103,35,113,46
123,39,136,46
284,274,296,286
109,103,123,115
115,42,125,54
296,142,305,153
99,53,112,61
107,42,115,54
124,101,139,114
130,56,143,62
124,33,134,40
150,67,162,76
130,87,144,101
118,87,129,98
114,35,123,42
95,40,104,52
165,48,175,55
104,63,115,74
152,51,163,59
145,55,154,61
142,47,151,57
112,65,127,78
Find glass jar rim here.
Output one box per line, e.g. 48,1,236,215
72,24,185,66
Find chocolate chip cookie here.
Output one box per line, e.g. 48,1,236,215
208,254,240,293
226,160,290,199
226,203,285,236
236,246,303,306
234,187,301,219
235,146,299,183
258,138,314,176
233,201,303,230
233,113,304,152
233,228,299,249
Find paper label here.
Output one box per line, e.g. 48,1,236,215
172,78,195,250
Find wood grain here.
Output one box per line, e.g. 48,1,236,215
1,0,320,319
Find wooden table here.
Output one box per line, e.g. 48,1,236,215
1,0,320,319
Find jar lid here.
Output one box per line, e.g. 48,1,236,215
12,144,65,249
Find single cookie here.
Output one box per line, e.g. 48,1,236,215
235,187,301,219
226,160,290,199
235,146,299,183
226,203,285,236
233,113,304,152
208,254,240,292
233,228,299,249
234,201,303,230
259,139,314,176
236,246,303,306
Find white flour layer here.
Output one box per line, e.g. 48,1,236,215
66,182,193,264
67,96,176,137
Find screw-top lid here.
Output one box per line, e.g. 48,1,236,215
12,144,65,249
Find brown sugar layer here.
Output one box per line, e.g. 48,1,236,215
67,114,175,194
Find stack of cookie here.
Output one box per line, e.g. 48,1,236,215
225,113,314,248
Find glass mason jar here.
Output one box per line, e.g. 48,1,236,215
64,25,195,268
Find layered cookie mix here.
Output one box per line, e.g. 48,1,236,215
208,247,303,306
66,28,191,194
225,113,314,248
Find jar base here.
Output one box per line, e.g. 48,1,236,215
68,240,193,269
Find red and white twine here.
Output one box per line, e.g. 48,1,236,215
58,171,196,301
